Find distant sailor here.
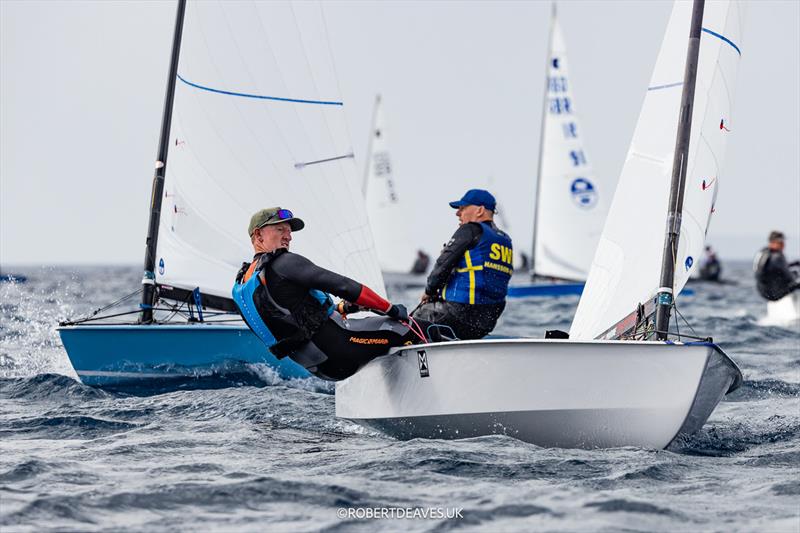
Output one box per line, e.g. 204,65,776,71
233,207,416,381
754,231,800,301
413,189,512,340
699,245,722,282
410,250,431,275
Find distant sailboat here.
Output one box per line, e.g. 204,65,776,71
362,94,430,288
337,0,743,449
508,6,611,298
58,0,384,388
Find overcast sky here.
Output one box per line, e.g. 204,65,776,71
2,0,798,266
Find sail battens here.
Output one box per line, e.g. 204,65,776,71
648,81,684,91
294,153,354,169
701,28,741,55
176,73,344,106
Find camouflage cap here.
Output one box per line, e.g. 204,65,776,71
248,207,305,235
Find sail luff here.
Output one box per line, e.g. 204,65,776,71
654,0,705,339
140,0,186,324
530,2,556,278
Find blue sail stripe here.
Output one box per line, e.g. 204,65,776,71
701,28,741,56
647,28,741,92
177,74,343,106
648,81,684,92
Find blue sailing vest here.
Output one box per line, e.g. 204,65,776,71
442,222,513,305
232,253,335,355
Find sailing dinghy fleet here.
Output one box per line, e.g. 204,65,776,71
59,0,745,449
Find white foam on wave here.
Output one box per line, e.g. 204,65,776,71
0,275,77,380
245,362,333,394
757,293,800,328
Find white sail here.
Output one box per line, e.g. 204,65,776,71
532,14,609,282
155,1,385,301
363,95,420,273
571,0,744,339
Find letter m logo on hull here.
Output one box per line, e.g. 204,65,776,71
417,350,430,378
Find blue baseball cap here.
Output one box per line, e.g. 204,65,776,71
448,189,496,211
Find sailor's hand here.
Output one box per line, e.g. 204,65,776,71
386,304,409,322
420,293,431,305
336,300,362,316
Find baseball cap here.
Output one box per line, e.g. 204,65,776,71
248,207,305,235
448,189,497,211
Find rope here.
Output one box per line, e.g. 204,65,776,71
402,316,428,344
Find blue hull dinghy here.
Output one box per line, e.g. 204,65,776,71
58,324,310,388
57,1,387,389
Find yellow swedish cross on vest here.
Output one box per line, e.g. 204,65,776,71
456,250,483,304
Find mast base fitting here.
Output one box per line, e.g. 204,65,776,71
657,292,673,305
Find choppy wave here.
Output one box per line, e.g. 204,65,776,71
1,263,799,531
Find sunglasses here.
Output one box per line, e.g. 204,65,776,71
267,208,293,223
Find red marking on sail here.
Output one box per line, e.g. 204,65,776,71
702,177,717,190
719,119,731,132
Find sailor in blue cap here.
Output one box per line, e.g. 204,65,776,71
413,189,513,340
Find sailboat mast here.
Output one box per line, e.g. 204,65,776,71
361,94,381,195
140,0,187,324
654,0,705,340
530,2,556,279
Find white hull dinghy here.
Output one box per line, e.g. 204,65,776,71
337,0,746,449
336,338,741,449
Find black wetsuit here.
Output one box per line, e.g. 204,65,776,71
240,250,419,380
413,222,506,340
754,248,800,301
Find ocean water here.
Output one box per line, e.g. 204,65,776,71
1,262,798,532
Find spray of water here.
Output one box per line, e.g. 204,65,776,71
0,271,79,379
